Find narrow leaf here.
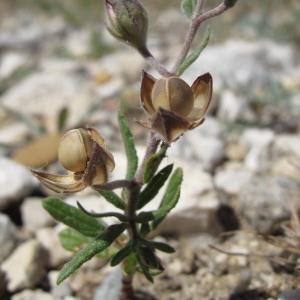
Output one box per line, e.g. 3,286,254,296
57,223,126,284
177,27,211,76
97,189,126,210
110,242,133,266
137,258,154,283
136,168,183,228
43,197,105,237
137,164,173,210
57,107,69,132
59,228,90,252
118,110,138,180
181,0,197,18
143,144,168,183
140,223,151,237
143,240,175,254
224,0,239,8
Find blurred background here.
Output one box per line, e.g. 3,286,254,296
0,1,300,299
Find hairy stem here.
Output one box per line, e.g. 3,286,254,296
135,131,161,184
172,1,228,73
120,274,135,300
94,180,134,190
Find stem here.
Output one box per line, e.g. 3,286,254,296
120,274,135,300
126,184,140,240
172,1,228,73
94,180,134,190
135,131,160,184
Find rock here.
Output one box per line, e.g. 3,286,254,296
217,90,246,122
170,133,225,171
1,71,93,128
94,77,124,99
0,213,18,263
0,52,28,79
21,197,54,232
184,39,294,91
272,157,300,183
0,158,36,210
0,123,30,146
195,117,223,138
273,135,300,160
11,290,55,300
239,176,300,233
36,227,71,268
279,289,300,300
1,240,47,292
93,268,123,300
241,128,275,173
48,271,72,299
215,163,253,195
225,137,248,162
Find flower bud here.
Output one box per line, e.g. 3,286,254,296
105,0,149,54
151,77,194,117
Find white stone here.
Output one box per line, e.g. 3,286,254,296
36,227,71,268
0,123,29,145
196,117,223,138
21,197,54,232
0,213,18,263
273,134,300,159
215,163,253,195
12,290,54,300
0,158,36,209
1,71,93,128
0,52,27,79
241,128,275,149
218,90,246,122
2,240,47,291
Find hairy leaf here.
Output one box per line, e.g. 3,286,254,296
137,164,173,210
118,110,138,180
43,197,105,237
177,27,211,76
136,168,183,228
59,228,90,252
181,0,197,18
57,223,126,284
143,144,168,183
96,189,126,210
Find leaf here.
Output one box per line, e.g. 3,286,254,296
181,0,197,18
137,164,173,210
96,189,126,210
177,27,211,76
143,144,168,183
57,107,69,132
224,0,239,8
143,240,175,254
140,223,151,237
123,253,138,276
43,197,105,237
59,228,90,252
110,242,133,266
136,168,183,228
118,110,138,180
57,223,126,284
137,258,154,283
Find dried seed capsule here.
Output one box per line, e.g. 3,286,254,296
151,77,194,117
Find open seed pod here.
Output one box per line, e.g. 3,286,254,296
140,71,213,143
32,128,115,193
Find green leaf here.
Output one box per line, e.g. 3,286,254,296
57,107,69,132
224,0,239,8
143,240,175,254
43,197,105,237
59,228,90,252
136,168,183,228
57,223,126,284
110,242,133,266
123,253,138,276
140,223,151,237
137,164,173,210
181,0,197,18
118,110,138,180
137,258,154,283
97,189,126,210
143,144,168,183
177,27,211,76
